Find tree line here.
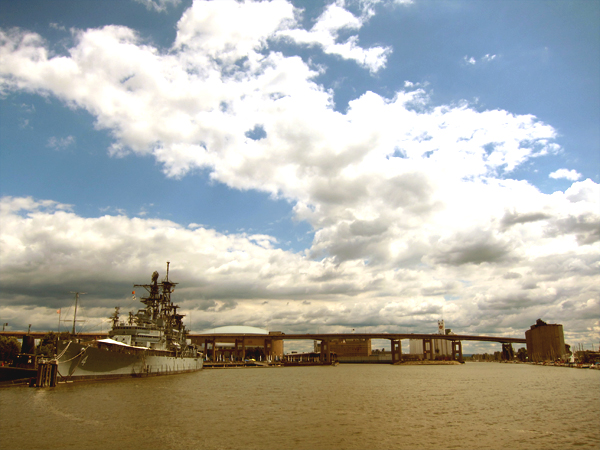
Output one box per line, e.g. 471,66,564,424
0,332,71,364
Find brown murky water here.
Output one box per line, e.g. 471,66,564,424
1,363,598,449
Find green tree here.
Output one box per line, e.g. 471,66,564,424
0,336,21,362
36,331,70,357
516,347,527,362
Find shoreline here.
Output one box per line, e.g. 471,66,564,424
394,360,463,365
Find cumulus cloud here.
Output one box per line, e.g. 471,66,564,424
1,195,437,333
0,1,599,348
549,168,582,181
1,183,598,348
277,2,392,72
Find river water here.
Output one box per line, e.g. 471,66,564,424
1,363,598,450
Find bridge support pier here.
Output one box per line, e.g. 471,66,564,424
423,338,433,360
390,339,402,364
204,338,216,361
235,338,246,361
320,339,331,364
264,338,273,363
452,340,463,362
501,343,514,361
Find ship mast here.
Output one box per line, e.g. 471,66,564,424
69,291,86,336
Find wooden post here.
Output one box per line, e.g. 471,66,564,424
49,361,58,387
33,361,58,387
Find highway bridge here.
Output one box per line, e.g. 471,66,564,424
189,332,526,364
198,332,526,344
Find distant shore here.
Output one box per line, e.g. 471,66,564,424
394,360,462,365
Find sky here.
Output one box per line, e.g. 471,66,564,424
0,0,598,354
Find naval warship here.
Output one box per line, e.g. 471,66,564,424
56,263,203,380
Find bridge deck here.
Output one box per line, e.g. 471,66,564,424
190,332,526,344
0,331,526,344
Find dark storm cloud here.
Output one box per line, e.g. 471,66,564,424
544,213,600,245
430,230,513,266
309,176,369,206
326,234,390,264
503,271,522,279
500,210,551,230
0,279,136,308
420,281,459,297
381,171,437,212
529,252,600,279
349,219,389,237
477,293,540,311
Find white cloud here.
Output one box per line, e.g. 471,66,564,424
549,168,582,181
134,0,181,13
47,135,75,150
277,2,392,73
0,186,598,348
49,23,67,32
463,54,498,65
174,0,295,63
0,1,599,347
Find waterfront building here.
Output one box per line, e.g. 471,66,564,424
525,319,566,362
313,338,371,357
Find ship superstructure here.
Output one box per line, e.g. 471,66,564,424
108,263,190,354
56,263,202,380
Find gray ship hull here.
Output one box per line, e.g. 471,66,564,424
57,341,203,381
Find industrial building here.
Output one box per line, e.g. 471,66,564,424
409,320,456,360
525,319,566,362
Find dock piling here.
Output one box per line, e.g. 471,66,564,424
32,360,58,387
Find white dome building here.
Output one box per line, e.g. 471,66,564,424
200,326,269,335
